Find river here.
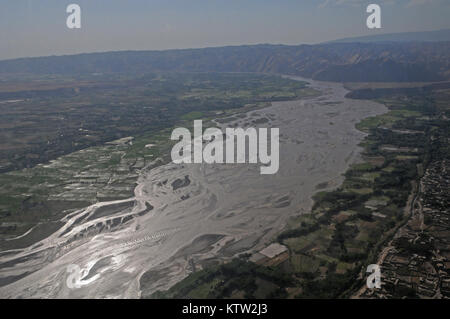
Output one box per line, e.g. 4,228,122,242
0,77,387,298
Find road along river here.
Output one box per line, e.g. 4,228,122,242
0,77,387,298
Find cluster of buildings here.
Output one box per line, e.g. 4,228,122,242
362,160,449,298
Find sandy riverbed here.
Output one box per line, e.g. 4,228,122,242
0,77,387,298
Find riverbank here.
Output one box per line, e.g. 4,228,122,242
1,76,389,299
149,79,446,299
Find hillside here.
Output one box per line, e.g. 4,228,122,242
1,42,449,82
330,29,450,44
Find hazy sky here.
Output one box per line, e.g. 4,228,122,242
1,0,449,60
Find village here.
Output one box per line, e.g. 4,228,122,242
360,160,450,298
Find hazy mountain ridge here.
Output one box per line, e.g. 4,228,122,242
1,42,449,82
329,29,450,44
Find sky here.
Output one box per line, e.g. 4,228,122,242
0,0,449,60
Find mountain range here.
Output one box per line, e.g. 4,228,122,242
1,34,449,83
330,29,450,43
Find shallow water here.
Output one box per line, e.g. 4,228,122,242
0,77,387,298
